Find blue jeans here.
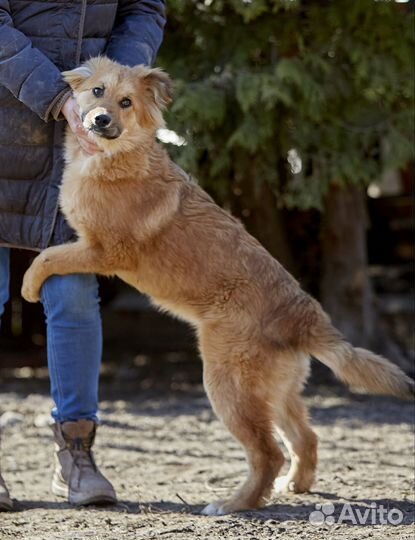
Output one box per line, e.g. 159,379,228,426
0,247,102,422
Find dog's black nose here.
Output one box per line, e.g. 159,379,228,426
94,114,112,128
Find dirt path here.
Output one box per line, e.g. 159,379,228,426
0,368,413,540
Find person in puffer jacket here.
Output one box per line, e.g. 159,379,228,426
0,0,166,510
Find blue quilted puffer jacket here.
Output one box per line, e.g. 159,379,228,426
0,0,165,250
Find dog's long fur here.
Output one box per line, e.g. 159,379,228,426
22,57,414,515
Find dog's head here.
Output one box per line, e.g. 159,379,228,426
62,57,173,151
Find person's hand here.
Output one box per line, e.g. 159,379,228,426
61,97,102,155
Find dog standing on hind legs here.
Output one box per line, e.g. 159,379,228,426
21,56,414,515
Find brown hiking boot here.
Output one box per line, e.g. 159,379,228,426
0,471,13,511
51,420,117,506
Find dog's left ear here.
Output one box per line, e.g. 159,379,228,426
142,68,173,110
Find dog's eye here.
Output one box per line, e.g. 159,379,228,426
120,97,132,109
93,87,104,98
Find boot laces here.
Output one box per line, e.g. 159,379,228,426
67,434,97,474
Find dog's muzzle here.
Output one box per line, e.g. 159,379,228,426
82,107,122,140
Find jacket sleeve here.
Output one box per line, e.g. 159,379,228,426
106,0,166,67
0,1,70,122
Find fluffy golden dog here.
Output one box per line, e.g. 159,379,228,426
22,57,414,515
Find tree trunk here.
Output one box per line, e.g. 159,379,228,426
321,184,375,348
321,184,409,369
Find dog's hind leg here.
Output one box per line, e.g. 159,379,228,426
273,361,318,494
199,334,285,515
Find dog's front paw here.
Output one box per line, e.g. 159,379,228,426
21,270,42,303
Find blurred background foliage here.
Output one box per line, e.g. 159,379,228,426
159,0,414,209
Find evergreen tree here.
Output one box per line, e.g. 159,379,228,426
158,0,414,357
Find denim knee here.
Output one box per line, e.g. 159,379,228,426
41,274,101,326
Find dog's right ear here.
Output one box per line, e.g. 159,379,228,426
62,65,93,90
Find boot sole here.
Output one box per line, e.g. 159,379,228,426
0,499,13,511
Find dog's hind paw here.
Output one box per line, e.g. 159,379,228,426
274,475,296,494
274,473,314,494
201,502,227,516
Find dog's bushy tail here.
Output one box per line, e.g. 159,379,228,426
310,330,414,400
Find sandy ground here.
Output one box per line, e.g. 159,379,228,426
0,361,414,540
